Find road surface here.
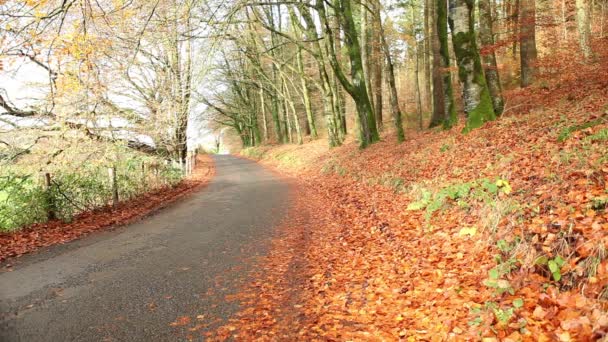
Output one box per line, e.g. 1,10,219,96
0,155,290,341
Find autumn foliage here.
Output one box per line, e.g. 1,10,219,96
202,44,608,340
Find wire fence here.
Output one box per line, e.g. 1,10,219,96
0,155,197,232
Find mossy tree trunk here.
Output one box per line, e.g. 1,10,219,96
448,0,496,132
437,0,458,128
429,0,447,128
479,0,505,115
319,0,379,148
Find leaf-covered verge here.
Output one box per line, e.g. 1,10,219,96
0,155,214,264
205,48,608,340
0,131,184,231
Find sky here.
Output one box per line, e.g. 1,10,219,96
0,56,214,151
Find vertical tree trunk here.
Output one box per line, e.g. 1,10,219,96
563,0,568,40
520,0,538,87
512,0,520,59
371,0,384,131
437,0,458,128
576,0,595,59
259,88,269,142
601,0,605,38
423,0,433,113
479,0,505,115
429,0,447,128
414,41,424,130
448,0,496,131
379,14,405,142
320,0,379,148
264,6,284,143
332,12,348,135
300,4,342,147
295,40,318,138
360,0,372,109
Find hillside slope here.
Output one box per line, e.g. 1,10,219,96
212,48,608,340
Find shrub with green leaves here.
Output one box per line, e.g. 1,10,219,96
0,156,184,232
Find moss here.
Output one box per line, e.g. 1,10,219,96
463,83,496,133
449,0,496,132
438,0,457,129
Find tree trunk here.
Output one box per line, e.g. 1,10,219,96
437,0,458,128
520,0,538,87
320,0,379,148
379,13,405,142
296,41,318,138
448,0,496,131
414,41,423,130
300,4,342,147
576,0,595,60
429,0,447,128
371,0,384,131
360,0,375,112
479,0,505,115
512,0,520,59
423,0,433,113
259,88,269,141
332,12,348,136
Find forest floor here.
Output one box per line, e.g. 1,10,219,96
212,45,608,340
0,155,215,264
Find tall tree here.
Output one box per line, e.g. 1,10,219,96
520,0,538,87
448,0,496,131
371,0,384,131
379,14,405,142
576,0,595,60
479,0,505,115
429,0,447,128
435,0,457,128
320,0,379,148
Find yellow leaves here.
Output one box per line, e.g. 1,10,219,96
458,226,477,237
495,179,512,195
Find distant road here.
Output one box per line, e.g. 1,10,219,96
0,155,290,341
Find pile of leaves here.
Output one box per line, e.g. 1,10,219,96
201,44,608,340
0,155,214,264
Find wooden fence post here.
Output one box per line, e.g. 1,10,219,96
141,162,147,190
43,172,56,220
108,167,118,208
185,152,191,176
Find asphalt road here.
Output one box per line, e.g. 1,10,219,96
0,155,290,341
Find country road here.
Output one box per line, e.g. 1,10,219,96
0,155,290,341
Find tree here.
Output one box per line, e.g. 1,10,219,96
520,0,538,87
429,0,447,128
370,0,384,131
379,10,405,142
319,0,379,148
575,0,595,60
479,0,505,115
434,0,457,128
448,0,496,131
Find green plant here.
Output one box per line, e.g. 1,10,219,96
585,128,608,142
406,178,513,225
535,255,566,281
557,118,606,142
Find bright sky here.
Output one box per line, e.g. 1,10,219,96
0,56,214,150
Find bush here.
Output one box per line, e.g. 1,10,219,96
0,157,184,232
